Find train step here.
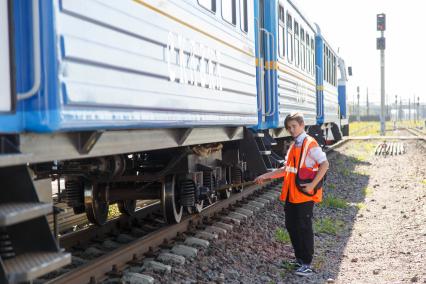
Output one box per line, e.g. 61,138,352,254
3,251,71,283
0,165,71,283
0,202,52,226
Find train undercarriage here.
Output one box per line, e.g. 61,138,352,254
31,142,248,226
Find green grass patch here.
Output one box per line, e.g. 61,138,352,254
341,168,351,177
320,195,348,209
275,228,291,244
327,183,336,190
363,187,373,196
280,260,296,276
312,255,326,271
422,179,426,185
314,217,344,235
356,202,366,210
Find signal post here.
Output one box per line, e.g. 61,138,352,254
377,13,386,135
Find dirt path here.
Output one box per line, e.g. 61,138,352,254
331,140,426,283
284,139,426,284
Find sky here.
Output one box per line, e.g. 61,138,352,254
294,0,425,105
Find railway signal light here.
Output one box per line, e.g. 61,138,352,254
377,13,386,31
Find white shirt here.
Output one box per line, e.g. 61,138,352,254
291,131,327,167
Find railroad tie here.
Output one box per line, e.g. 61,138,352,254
142,260,172,274
375,142,406,156
242,204,260,212
205,225,227,236
122,272,155,284
171,244,198,259
213,222,234,231
157,252,186,266
234,208,254,217
184,237,210,249
195,231,218,241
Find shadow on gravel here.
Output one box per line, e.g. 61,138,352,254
282,150,372,283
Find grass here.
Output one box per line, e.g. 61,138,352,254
275,228,291,244
349,120,424,136
341,168,351,177
356,202,366,210
312,255,326,271
320,195,348,209
327,183,336,190
363,187,373,197
280,260,297,277
422,179,426,185
314,217,344,235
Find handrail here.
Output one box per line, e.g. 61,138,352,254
315,65,323,119
254,18,263,113
260,28,271,117
17,0,41,100
266,30,276,116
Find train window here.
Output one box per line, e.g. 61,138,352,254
327,48,331,84
333,55,337,86
240,0,248,32
311,38,315,75
287,13,292,30
306,34,310,74
294,21,299,67
198,0,216,13
330,50,333,84
331,54,334,86
301,28,305,71
222,0,236,25
278,6,285,58
323,45,327,82
286,12,293,63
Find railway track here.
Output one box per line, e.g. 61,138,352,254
42,182,280,284
405,127,425,137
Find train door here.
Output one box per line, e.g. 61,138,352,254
0,0,14,113
255,0,278,129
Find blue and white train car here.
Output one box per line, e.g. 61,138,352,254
0,0,257,133
338,57,349,136
315,26,344,142
0,1,261,282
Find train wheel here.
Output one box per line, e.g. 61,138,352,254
84,183,108,226
161,175,183,224
118,200,137,216
219,186,232,199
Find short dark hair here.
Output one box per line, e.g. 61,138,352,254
284,112,305,129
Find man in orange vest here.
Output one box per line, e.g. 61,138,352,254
255,112,329,277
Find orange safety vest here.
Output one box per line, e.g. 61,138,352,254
279,135,323,203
